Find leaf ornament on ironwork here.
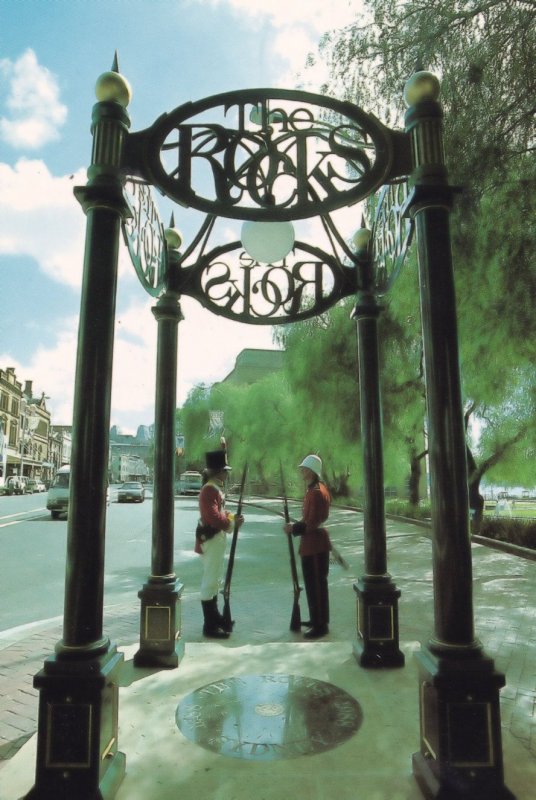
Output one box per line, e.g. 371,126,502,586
368,180,413,294
122,178,167,297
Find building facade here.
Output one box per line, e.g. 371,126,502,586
1,366,153,490
109,426,153,483
0,367,23,488
1,369,54,488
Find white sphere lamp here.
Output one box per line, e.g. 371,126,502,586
241,220,295,264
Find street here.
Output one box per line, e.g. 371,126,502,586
1,493,535,800
0,490,365,636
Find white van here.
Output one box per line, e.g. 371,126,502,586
46,465,70,519
177,470,203,495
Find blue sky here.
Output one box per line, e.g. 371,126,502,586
0,0,359,431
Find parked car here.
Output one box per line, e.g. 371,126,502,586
117,481,145,503
177,471,203,495
26,478,45,493
4,476,31,495
47,465,70,519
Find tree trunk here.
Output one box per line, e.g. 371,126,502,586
466,445,484,534
408,448,427,508
408,450,421,507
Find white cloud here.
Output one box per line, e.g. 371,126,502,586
0,49,67,149
111,298,158,422
177,296,277,404
198,0,361,85
206,0,358,32
1,300,159,428
0,159,86,288
0,319,79,425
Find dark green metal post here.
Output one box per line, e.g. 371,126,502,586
24,66,131,800
404,71,513,800
351,239,404,669
134,238,184,669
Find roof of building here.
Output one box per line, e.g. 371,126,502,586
219,348,284,386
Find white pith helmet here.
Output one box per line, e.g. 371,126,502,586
298,454,322,478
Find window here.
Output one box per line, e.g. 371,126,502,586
11,398,19,416
9,422,17,447
0,393,8,411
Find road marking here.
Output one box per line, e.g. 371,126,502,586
0,507,46,521
0,507,47,528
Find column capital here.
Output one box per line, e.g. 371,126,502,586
351,290,381,320
152,291,184,323
74,183,132,218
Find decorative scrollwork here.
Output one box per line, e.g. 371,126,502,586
122,179,167,296
131,89,395,221
177,242,356,324
368,180,413,293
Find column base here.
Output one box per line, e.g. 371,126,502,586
133,579,184,669
24,642,125,799
353,576,405,668
412,641,515,799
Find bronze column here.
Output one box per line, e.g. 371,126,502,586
25,65,131,799
405,71,513,800
351,232,404,668
134,232,184,668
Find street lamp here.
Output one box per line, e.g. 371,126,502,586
240,220,295,263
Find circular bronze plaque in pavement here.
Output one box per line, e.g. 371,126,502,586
176,674,363,761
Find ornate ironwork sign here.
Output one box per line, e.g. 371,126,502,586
126,89,398,221
177,240,357,324
369,180,413,293
122,178,167,296
176,674,363,760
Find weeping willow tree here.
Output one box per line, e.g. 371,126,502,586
312,0,536,508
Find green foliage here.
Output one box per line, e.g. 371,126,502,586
275,303,364,495
315,0,536,492
178,1,535,500
480,518,536,550
385,498,431,520
179,384,213,470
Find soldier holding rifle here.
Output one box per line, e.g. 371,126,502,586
195,449,244,639
283,454,332,639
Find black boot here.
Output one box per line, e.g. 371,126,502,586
213,596,234,633
202,600,229,639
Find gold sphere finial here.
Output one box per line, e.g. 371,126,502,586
352,227,372,253
164,226,183,250
404,71,440,107
95,70,132,107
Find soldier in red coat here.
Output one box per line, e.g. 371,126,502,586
196,449,244,638
284,454,331,639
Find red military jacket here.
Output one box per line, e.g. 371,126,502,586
194,480,232,554
291,480,331,556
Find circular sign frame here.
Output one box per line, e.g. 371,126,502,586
129,88,395,221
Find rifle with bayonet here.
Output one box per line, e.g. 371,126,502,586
279,461,302,632
221,462,248,631
329,543,350,570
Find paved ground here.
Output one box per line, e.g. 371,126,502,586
0,499,534,799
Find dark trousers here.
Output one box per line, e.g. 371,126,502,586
301,551,329,629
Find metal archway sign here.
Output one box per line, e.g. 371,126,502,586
124,88,409,222
28,65,512,800
177,240,357,325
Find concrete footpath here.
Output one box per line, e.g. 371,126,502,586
0,499,534,799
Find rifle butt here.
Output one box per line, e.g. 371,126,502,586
290,599,301,632
221,597,233,631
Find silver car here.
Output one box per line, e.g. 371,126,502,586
117,481,145,503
